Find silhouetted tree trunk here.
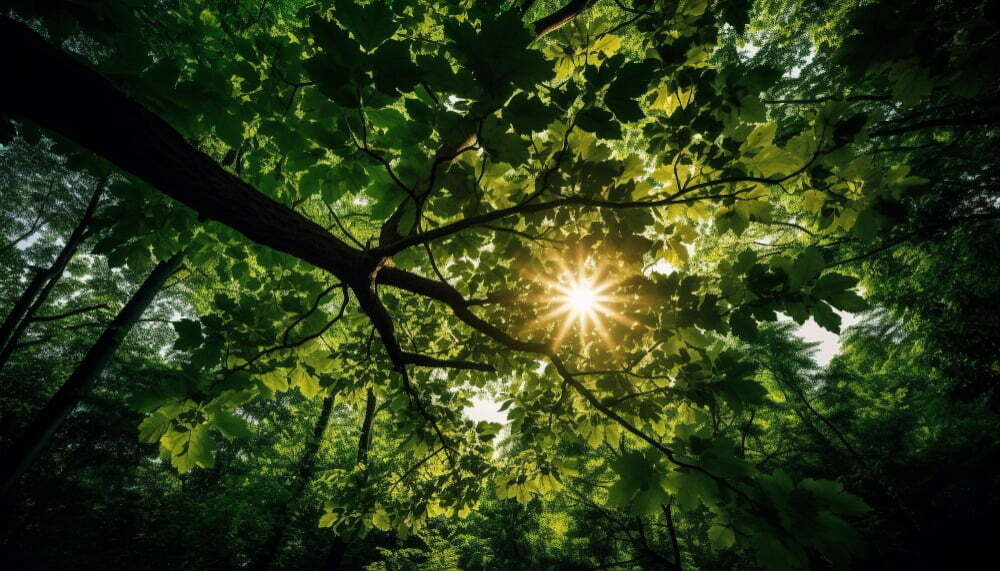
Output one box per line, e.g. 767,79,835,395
0,251,183,501
1,7,596,284
662,501,683,570
0,176,106,369
323,536,349,570
1,16,365,280
252,395,335,571
324,388,377,571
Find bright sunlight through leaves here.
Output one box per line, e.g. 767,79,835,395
539,269,624,348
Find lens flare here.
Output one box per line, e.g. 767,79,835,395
534,267,630,349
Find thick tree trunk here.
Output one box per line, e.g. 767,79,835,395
0,177,105,366
0,251,183,501
0,5,594,280
0,17,368,283
252,395,335,571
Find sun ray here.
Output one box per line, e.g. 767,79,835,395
536,265,626,349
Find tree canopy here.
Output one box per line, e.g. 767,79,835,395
2,0,999,569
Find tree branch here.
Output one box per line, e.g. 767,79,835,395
28,304,109,323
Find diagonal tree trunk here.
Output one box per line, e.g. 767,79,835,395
0,250,184,501
0,0,595,283
0,10,589,371
1,16,365,281
0,176,106,367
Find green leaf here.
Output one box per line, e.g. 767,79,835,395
173,319,203,351
789,247,825,289
163,424,216,473
292,366,321,398
813,273,859,297
372,506,392,531
299,165,337,201
743,123,776,152
753,532,806,571
632,484,670,516
812,301,842,333
851,205,884,242
212,411,252,441
139,409,175,443
129,381,186,413
606,480,636,507
730,310,758,341
664,469,718,512
304,55,361,108
700,439,756,477
800,479,872,515
825,290,868,313
505,93,558,134
717,378,768,410
213,111,244,148
371,40,422,94
604,63,654,122
888,59,933,107
709,525,736,550
259,369,290,393
332,0,397,51
319,509,337,528
576,107,621,140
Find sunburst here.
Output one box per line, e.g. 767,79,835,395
535,264,630,348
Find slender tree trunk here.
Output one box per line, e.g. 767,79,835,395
0,269,48,351
324,388,377,571
775,367,861,460
357,388,376,464
0,177,106,366
323,537,349,570
252,395,335,571
662,501,683,570
0,251,183,502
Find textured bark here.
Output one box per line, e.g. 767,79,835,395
0,17,462,372
0,17,369,283
0,251,183,501
0,17,514,374
0,177,105,366
532,0,595,37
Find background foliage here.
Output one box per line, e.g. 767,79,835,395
2,0,999,569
